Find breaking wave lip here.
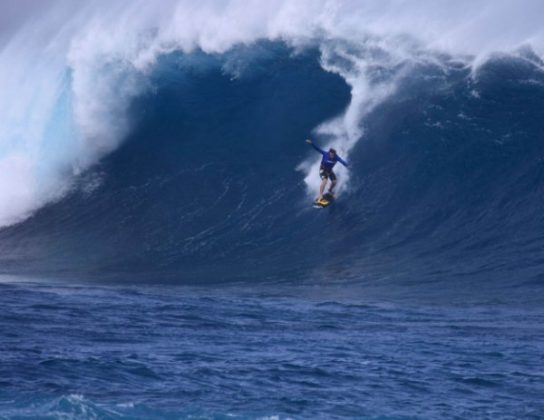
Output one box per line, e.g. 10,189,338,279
1,0,544,227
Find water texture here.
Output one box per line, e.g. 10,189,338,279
1,281,543,419
1,2,544,418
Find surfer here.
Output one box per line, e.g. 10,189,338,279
306,139,348,201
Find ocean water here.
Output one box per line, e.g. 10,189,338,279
2,280,543,419
1,1,544,418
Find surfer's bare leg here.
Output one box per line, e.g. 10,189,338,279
329,180,337,194
319,178,327,199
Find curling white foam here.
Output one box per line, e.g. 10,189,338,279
0,0,543,225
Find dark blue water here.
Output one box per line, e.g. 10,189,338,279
2,279,543,419
1,42,544,418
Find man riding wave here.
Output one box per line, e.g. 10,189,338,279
306,139,348,201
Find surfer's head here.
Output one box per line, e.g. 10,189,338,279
328,148,337,157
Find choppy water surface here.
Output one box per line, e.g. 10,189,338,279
1,280,542,419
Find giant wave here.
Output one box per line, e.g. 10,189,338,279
1,1,544,295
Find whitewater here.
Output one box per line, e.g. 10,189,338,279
1,1,544,418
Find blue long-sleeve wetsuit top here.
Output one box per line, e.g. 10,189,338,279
311,143,348,170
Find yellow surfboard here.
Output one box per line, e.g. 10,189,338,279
313,192,335,208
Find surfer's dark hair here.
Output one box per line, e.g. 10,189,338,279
329,148,337,154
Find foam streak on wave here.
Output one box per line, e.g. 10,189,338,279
1,0,544,226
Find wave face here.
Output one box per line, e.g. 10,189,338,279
1,42,544,290
1,1,544,293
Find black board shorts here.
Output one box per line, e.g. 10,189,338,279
320,167,337,181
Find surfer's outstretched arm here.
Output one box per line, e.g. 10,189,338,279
337,156,348,167
305,139,326,155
